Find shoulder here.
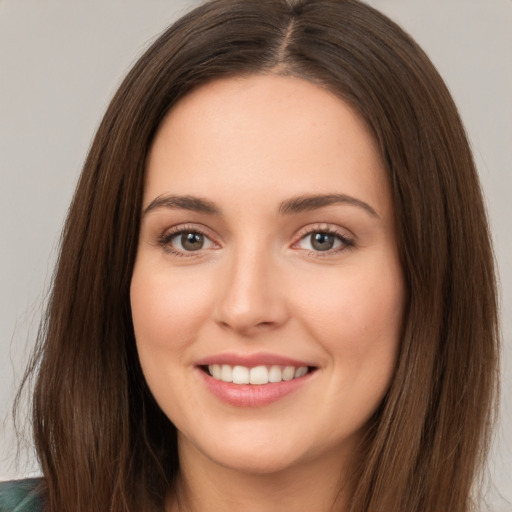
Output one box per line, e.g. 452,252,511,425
0,478,44,512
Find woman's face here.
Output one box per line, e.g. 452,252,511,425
131,74,405,475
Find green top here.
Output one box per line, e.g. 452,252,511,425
0,479,43,512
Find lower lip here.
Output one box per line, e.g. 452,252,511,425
198,369,314,407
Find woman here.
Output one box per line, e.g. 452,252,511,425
0,0,499,511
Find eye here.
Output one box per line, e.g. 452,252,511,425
174,232,208,251
160,227,216,256
295,229,353,253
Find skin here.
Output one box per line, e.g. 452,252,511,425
130,74,405,512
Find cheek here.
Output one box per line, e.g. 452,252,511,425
295,267,403,344
130,265,214,419
130,266,213,354
291,256,404,393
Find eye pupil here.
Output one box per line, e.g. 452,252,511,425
311,232,334,251
181,232,204,251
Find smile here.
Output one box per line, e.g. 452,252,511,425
207,364,309,385
195,355,317,407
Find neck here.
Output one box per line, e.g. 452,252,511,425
167,438,358,512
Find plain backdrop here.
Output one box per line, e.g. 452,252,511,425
1,0,511,508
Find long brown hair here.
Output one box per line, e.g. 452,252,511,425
16,0,499,511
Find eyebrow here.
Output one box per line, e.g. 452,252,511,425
279,193,379,218
143,193,379,218
143,194,221,216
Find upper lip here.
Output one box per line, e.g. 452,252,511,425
195,352,316,368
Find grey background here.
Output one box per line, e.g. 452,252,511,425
1,0,510,508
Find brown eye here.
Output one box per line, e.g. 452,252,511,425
296,230,353,254
163,230,215,254
180,232,205,251
310,232,335,251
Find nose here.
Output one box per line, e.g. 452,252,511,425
213,246,289,337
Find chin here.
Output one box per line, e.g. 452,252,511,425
206,443,307,476
179,420,352,478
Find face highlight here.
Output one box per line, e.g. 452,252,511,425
130,74,405,476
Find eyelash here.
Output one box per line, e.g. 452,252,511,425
293,226,355,257
157,224,355,258
158,224,215,258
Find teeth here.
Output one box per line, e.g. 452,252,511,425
232,365,250,384
282,366,295,381
249,365,268,385
221,364,232,382
210,364,221,379
295,366,308,378
268,365,282,383
207,364,309,385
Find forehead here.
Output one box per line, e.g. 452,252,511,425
144,74,390,218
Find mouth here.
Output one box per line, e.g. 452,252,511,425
195,353,318,406
200,364,317,385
